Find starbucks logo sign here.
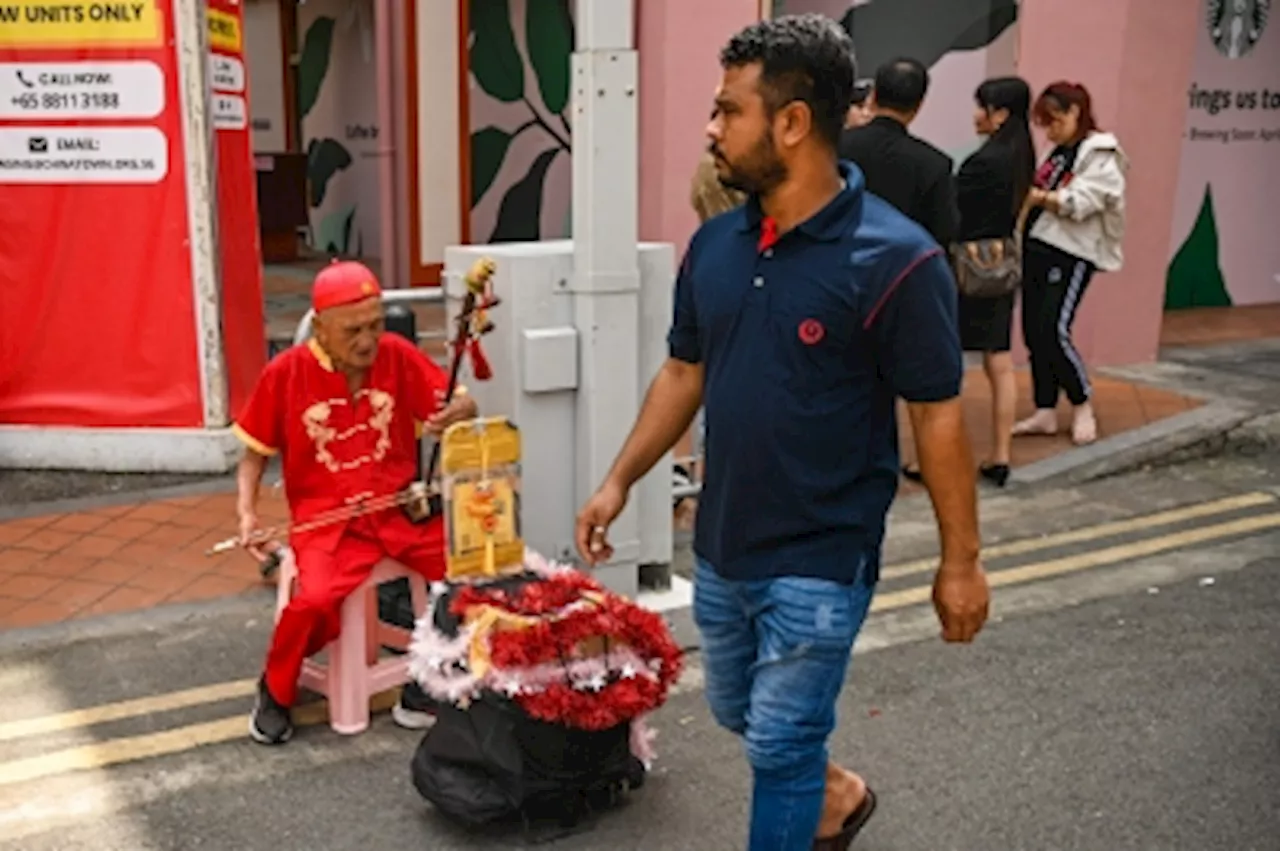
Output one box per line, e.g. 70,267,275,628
1208,0,1271,58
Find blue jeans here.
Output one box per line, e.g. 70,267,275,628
693,555,876,851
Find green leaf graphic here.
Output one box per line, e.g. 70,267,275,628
471,126,515,207
316,204,357,255
951,4,1020,51
306,137,353,208
471,0,524,103
490,148,560,242
526,0,573,115
1165,185,1233,310
297,16,336,120
342,208,356,255
841,0,1018,76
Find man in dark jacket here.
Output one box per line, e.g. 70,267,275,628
838,57,958,247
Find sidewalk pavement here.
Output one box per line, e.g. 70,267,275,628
1160,303,1280,348
899,367,1200,473
0,363,1203,633
0,491,284,629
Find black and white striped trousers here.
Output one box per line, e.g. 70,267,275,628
1021,239,1096,410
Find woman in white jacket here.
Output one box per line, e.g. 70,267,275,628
1013,81,1128,446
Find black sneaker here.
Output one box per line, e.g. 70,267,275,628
392,680,439,730
249,677,294,745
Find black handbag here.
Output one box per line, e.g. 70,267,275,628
950,236,1022,298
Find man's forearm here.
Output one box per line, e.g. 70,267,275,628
606,359,704,491
908,399,981,564
236,451,268,516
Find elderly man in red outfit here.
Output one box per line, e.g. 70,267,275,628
233,261,478,745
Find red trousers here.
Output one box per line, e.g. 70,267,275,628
264,514,445,706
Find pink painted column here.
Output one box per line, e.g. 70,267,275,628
1016,0,1200,366
637,0,761,251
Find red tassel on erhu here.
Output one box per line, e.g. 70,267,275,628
468,338,493,381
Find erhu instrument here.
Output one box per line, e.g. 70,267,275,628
205,258,501,571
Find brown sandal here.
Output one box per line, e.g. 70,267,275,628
812,787,877,850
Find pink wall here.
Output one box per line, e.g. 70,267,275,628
638,0,761,250
636,0,1201,367
1017,0,1200,366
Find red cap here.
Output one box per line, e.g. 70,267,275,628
312,261,381,312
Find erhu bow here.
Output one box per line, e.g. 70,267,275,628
205,257,501,571
402,255,499,523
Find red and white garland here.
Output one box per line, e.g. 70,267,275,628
408,551,683,737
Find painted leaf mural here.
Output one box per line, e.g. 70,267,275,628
307,137,353,208
297,7,364,256
840,0,1019,76
471,126,514,208
297,16,336,120
1165,186,1233,310
490,148,562,242
316,204,358,256
469,0,575,243
526,0,574,115
471,0,525,103
950,2,1020,52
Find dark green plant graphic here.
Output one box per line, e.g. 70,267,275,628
838,0,1019,77
298,14,358,255
527,1,571,115
297,16,335,120
306,137,352,207
1165,185,1233,310
470,0,574,243
490,148,562,242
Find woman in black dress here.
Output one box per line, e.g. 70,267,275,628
954,77,1034,486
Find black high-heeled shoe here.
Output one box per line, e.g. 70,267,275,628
979,463,1010,487
901,465,923,483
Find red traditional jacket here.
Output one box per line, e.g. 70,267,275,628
233,334,448,553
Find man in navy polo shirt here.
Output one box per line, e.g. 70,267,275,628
576,15,988,851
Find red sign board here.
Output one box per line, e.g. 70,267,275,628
208,0,265,417
0,0,264,428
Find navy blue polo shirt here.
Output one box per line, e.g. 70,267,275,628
669,161,962,585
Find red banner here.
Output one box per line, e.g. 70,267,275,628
208,0,265,416
0,0,206,427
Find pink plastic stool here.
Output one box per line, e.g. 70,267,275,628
274,549,429,735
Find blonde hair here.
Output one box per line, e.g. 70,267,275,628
690,153,747,222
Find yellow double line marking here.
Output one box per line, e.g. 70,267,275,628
874,494,1279,611
879,491,1275,582
0,691,401,788
0,491,1275,788
0,679,256,744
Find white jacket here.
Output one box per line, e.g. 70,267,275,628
1029,132,1129,272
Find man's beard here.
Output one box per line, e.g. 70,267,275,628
712,132,787,195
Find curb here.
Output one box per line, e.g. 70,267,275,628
0,575,704,658
0,589,274,656
0,469,268,523
1008,344,1280,487
1012,399,1261,486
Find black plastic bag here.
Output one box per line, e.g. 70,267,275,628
411,699,523,826
411,694,645,831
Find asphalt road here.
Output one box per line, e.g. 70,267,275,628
1,520,1277,850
